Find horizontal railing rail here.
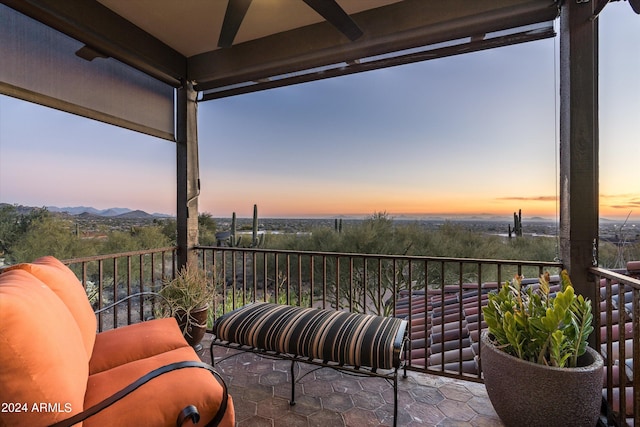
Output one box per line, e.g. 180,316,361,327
591,267,640,427
63,247,177,332
195,245,563,382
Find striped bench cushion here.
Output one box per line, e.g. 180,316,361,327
213,302,407,370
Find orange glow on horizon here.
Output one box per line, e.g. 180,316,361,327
202,192,559,219
202,190,639,220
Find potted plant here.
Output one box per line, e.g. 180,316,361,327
159,262,215,349
481,270,604,427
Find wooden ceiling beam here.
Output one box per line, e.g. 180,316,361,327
2,0,559,92
200,24,555,101
189,0,559,91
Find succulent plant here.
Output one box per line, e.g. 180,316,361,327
159,262,215,313
250,204,264,248
482,270,593,367
157,262,216,338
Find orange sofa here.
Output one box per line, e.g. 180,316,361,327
0,256,234,427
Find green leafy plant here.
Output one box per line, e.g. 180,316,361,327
483,270,593,367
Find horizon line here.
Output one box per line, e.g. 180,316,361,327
3,202,638,222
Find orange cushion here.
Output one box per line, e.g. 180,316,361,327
0,269,88,426
84,346,234,427
90,317,190,374
6,256,97,357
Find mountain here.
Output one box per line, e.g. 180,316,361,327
46,206,96,215
76,211,103,219
47,206,131,216
99,208,132,217
114,210,155,219
152,212,174,218
44,205,171,218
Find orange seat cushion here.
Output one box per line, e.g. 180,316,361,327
6,256,97,357
84,346,234,427
0,269,88,426
90,317,190,375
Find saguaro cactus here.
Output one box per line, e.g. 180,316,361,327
250,204,264,247
227,212,242,247
509,209,523,238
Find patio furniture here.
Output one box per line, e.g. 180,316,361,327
211,301,407,426
0,256,234,427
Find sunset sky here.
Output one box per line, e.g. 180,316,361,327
1,5,638,221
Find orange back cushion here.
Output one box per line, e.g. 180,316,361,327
6,256,97,356
0,269,88,426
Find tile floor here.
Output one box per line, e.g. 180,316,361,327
197,335,504,427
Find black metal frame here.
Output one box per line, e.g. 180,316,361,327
48,293,231,427
50,361,229,427
210,332,408,426
92,291,168,316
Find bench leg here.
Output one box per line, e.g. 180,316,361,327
290,360,296,406
403,339,408,379
394,369,398,427
209,340,216,368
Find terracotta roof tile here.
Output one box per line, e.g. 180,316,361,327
396,263,639,409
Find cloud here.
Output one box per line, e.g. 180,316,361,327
600,194,640,210
600,193,640,199
609,202,640,209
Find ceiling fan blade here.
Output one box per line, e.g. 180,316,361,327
302,0,363,41
75,45,108,61
218,0,253,48
629,0,640,14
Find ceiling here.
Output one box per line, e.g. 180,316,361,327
98,0,404,58
2,0,560,98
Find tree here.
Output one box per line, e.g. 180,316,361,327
0,205,51,257
155,213,217,246
198,212,217,246
0,204,19,255
158,218,177,244
9,214,85,263
102,226,171,254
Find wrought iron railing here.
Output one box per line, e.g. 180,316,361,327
195,246,563,381
58,247,640,424
63,247,177,332
591,266,640,427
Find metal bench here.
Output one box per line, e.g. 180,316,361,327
210,302,408,426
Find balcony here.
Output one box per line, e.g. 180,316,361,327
62,247,640,426
2,0,633,424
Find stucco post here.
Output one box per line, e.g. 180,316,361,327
176,81,200,269
559,0,599,343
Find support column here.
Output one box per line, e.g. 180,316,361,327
176,81,200,268
559,1,599,310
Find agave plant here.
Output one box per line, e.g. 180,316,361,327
482,270,593,367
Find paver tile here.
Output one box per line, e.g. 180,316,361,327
237,415,273,427
204,335,504,426
321,392,355,412
343,407,383,426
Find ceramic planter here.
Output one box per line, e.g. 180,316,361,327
175,304,209,348
480,331,604,427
